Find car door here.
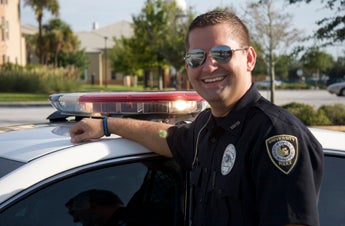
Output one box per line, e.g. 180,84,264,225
319,150,345,226
0,155,185,226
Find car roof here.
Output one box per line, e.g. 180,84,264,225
0,122,153,205
0,123,153,163
309,127,345,152
0,123,75,163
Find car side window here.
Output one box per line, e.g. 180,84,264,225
0,157,184,226
319,154,345,226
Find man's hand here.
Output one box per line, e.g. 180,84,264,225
70,118,104,143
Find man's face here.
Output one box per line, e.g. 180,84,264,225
186,23,254,115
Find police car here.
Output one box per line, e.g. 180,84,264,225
0,91,344,226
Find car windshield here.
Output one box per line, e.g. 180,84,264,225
0,158,25,178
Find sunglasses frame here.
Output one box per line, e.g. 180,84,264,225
184,45,248,68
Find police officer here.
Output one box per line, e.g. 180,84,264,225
70,10,323,226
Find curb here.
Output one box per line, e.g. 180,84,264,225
0,102,51,107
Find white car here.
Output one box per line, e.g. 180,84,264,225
0,91,344,226
327,81,345,96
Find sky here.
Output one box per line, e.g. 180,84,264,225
20,0,342,57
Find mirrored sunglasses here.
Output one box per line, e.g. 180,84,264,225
184,45,247,68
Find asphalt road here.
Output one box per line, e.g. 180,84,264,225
0,89,344,127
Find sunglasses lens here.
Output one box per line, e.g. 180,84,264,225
185,49,206,68
210,45,232,64
185,45,233,68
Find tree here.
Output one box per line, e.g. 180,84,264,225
23,0,60,64
300,48,334,85
42,19,79,67
326,57,345,84
159,2,194,88
275,54,295,81
245,0,302,103
286,0,345,45
23,34,38,64
157,1,195,89
111,0,192,89
131,0,169,89
110,37,142,76
251,40,269,79
57,48,89,72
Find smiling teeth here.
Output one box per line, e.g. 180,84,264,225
204,77,224,83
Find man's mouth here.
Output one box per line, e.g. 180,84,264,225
202,76,225,84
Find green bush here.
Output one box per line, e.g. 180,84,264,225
0,64,81,93
280,83,311,90
282,102,331,126
319,104,345,125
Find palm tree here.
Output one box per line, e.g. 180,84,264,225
43,18,79,67
23,0,60,64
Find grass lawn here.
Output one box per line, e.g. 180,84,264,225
0,85,147,102
0,93,50,102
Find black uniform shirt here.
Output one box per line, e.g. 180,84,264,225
167,85,323,226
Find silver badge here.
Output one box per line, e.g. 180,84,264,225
221,144,236,175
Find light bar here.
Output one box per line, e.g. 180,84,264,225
49,91,208,117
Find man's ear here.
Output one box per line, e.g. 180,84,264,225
246,47,257,72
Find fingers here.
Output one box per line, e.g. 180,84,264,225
69,118,103,143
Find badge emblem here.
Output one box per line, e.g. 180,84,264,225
266,134,298,174
221,144,236,175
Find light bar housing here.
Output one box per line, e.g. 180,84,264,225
49,91,208,117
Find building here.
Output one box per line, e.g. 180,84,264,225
21,24,38,64
19,18,134,86
0,0,26,65
76,21,133,86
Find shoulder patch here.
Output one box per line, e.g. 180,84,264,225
265,135,298,174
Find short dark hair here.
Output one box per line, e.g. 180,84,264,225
185,10,250,50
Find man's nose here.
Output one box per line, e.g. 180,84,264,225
202,53,219,71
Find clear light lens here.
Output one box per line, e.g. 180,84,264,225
171,100,195,113
49,93,84,114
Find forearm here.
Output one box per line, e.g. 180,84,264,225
107,117,173,157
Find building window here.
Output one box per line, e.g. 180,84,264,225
5,21,9,40
1,17,4,41
111,72,117,80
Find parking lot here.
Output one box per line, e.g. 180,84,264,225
259,89,345,108
0,89,344,127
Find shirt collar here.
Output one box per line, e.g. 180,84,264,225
206,84,262,133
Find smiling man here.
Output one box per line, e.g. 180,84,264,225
70,10,323,226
